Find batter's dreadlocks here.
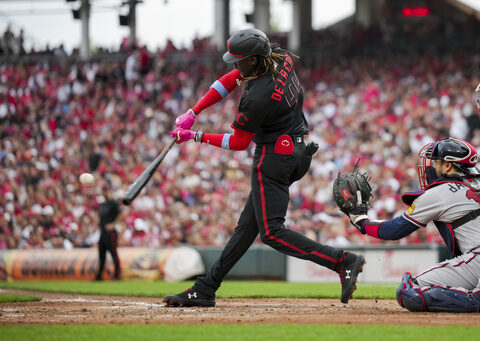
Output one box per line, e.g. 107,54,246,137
246,43,299,81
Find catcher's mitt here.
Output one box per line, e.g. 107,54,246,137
333,162,373,216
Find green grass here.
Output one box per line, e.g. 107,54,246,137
1,281,474,340
1,325,478,341
0,280,398,299
0,293,42,303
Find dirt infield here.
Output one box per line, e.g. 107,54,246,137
1,290,479,325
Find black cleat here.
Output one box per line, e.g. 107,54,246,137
164,287,215,307
337,252,366,304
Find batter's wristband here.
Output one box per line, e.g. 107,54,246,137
194,130,204,143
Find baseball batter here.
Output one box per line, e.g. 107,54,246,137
163,28,365,307
348,137,480,312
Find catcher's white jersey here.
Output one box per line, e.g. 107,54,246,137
403,178,480,254
403,178,480,289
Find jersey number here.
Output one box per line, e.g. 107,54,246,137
285,73,300,108
466,189,480,204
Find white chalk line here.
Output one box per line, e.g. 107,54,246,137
43,297,307,308
43,297,164,308
3,296,323,319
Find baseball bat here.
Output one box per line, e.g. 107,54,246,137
122,137,178,205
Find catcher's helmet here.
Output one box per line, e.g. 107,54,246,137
223,28,271,64
418,138,478,189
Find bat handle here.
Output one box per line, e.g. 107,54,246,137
163,136,178,154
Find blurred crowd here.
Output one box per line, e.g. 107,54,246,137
1,31,480,251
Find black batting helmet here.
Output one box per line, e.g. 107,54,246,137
223,28,271,64
430,138,478,171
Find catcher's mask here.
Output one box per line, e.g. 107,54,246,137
418,138,478,190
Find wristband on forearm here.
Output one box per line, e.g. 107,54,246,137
194,130,204,143
192,69,242,114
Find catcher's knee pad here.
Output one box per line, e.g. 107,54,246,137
421,286,480,313
396,272,426,312
397,272,480,312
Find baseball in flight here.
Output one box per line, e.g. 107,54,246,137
79,173,95,186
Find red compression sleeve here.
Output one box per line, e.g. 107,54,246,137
192,69,243,114
202,128,255,151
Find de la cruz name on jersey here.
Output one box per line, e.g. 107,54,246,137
271,55,300,107
233,54,308,145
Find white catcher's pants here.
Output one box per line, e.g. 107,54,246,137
415,248,480,290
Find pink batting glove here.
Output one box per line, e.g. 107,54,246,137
170,128,195,144
175,109,197,130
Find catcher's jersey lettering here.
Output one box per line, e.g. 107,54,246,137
448,183,463,193
466,189,480,204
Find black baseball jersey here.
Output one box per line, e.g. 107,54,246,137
99,200,121,229
232,55,309,144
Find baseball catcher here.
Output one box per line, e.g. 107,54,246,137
335,137,480,313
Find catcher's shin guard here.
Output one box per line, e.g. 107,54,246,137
397,272,480,312
396,272,426,312
421,286,480,313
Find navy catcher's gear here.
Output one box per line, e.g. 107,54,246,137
423,286,480,313
223,28,271,64
431,138,478,170
418,138,479,189
397,272,480,312
396,273,425,312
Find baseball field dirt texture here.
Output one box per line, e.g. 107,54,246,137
1,289,480,326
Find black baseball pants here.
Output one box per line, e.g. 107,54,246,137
96,229,121,280
195,140,344,296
